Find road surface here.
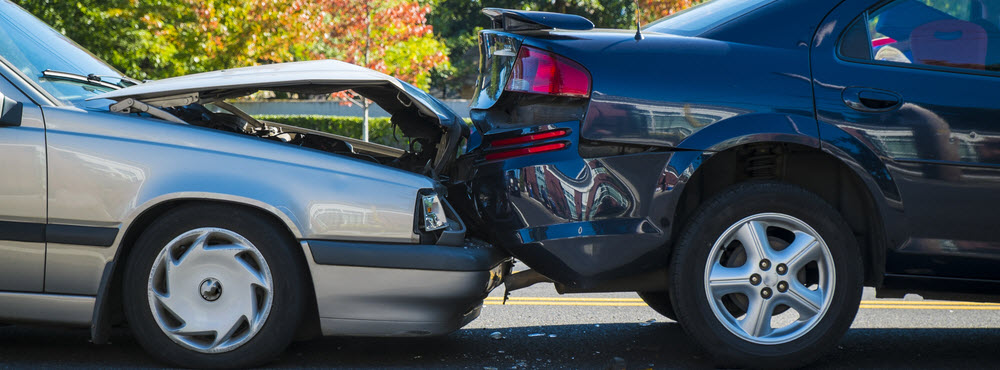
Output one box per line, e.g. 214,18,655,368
2,281,1000,368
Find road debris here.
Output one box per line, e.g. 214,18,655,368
609,356,627,370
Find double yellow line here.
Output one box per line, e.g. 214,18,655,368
485,297,1000,310
858,300,1000,310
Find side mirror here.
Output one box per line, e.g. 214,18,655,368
0,92,23,127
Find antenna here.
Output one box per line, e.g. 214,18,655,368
634,0,644,41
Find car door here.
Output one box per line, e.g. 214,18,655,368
0,70,47,292
813,0,1000,280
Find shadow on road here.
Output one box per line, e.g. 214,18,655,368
814,328,1000,369
1,324,1000,368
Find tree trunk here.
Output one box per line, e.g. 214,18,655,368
363,100,370,142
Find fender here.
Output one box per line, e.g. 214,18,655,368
675,112,821,152
642,111,824,232
817,121,907,248
654,117,906,289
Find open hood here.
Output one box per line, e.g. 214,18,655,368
91,60,452,122
90,60,466,181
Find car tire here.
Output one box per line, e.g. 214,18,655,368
122,204,308,368
668,181,862,368
637,291,677,321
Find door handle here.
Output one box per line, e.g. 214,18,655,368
842,87,902,112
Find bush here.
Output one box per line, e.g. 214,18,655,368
255,115,408,149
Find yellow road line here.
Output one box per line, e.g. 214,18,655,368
860,300,1000,306
484,301,648,306
485,297,644,302
485,302,1000,310
483,297,1000,310
859,305,1000,310
486,297,1000,305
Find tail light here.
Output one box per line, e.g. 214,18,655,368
505,46,591,98
485,129,570,161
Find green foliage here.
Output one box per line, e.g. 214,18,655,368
255,115,408,149
16,0,696,96
313,0,451,91
15,0,451,88
15,0,177,80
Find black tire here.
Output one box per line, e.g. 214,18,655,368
122,204,308,368
638,291,677,321
668,181,863,368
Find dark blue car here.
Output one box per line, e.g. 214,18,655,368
455,0,1000,366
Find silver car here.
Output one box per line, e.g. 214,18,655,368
0,1,509,368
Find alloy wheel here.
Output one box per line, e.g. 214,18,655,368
703,213,835,345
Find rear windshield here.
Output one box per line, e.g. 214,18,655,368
644,0,775,36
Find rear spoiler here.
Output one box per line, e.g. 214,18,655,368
482,8,595,31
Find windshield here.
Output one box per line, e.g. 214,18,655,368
644,0,775,37
0,1,128,107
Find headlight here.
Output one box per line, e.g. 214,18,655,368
421,193,449,231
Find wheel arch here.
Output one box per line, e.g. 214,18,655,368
671,140,894,288
91,196,319,345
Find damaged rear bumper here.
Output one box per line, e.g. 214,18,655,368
301,239,511,337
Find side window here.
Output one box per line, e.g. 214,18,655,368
840,0,1000,72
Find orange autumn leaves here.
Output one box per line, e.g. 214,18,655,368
638,0,699,23
321,0,449,89
142,0,448,90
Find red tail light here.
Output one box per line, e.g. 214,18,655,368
485,129,571,161
485,142,568,161
505,46,591,98
490,129,570,147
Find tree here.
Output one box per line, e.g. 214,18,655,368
638,0,701,23
16,0,450,90
316,0,450,90
309,0,450,141
138,0,327,77
16,0,171,80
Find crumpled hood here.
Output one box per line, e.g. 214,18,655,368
89,60,451,123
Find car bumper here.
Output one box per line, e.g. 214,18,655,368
301,239,510,337
465,146,688,289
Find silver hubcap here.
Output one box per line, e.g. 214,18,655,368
147,228,273,353
704,213,835,345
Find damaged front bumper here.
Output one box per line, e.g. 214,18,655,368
302,239,511,337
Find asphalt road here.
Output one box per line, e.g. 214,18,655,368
3,282,1000,368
